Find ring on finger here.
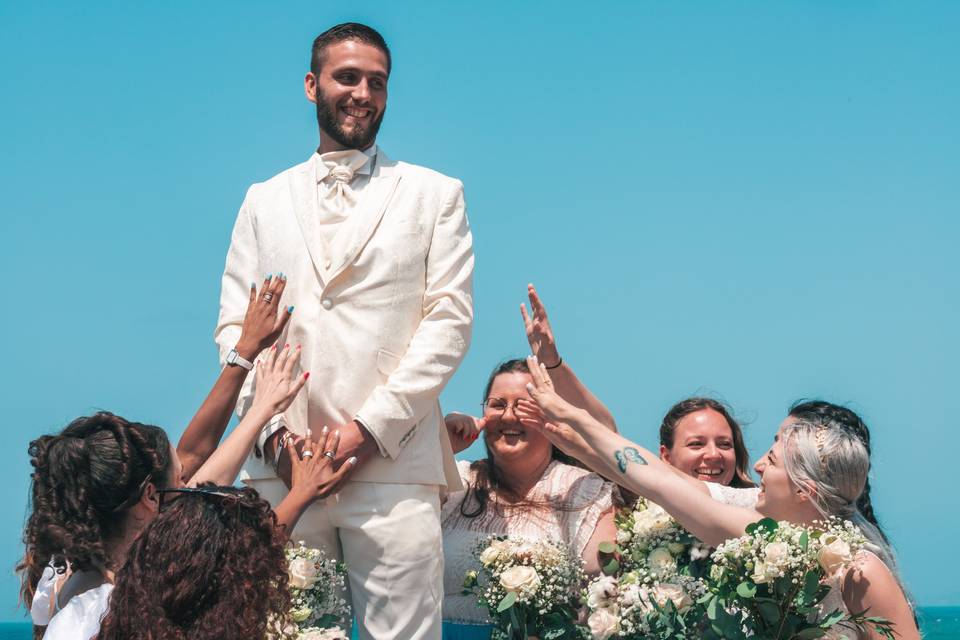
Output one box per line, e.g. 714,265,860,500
263,293,274,302
302,450,314,459
323,451,336,460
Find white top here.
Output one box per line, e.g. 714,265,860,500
706,482,761,509
440,459,615,624
42,582,112,640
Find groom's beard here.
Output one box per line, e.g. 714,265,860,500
315,87,385,150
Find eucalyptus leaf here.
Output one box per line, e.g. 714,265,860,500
496,590,517,613
598,541,617,554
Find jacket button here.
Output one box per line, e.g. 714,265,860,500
321,298,333,310
324,259,332,270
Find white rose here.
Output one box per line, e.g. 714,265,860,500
818,536,853,574
616,529,633,545
764,541,790,565
632,503,672,536
480,540,507,566
649,582,693,612
587,607,621,640
647,546,677,578
288,557,321,589
751,560,771,584
587,575,618,610
499,565,541,594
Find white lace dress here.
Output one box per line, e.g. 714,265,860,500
441,459,615,631
705,482,760,508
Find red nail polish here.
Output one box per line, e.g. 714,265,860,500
285,343,289,349
271,345,277,350
304,372,311,379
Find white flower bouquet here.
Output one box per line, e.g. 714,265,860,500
703,518,895,639
581,497,709,639
283,541,350,639
464,535,586,640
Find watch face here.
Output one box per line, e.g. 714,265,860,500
226,350,238,365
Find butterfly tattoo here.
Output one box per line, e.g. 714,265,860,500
614,447,647,473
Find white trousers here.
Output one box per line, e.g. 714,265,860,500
248,478,443,640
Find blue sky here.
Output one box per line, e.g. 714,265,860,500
1,1,957,617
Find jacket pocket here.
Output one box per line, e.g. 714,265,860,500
376,348,402,377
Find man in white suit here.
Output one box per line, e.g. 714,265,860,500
215,23,473,639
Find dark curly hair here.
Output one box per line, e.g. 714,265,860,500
659,397,756,488
97,485,291,640
18,412,173,609
461,359,586,519
788,400,888,543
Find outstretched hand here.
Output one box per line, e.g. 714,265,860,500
515,356,599,462
520,284,561,369
287,427,357,503
235,274,293,360
445,412,487,454
250,343,309,417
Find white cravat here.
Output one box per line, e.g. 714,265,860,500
319,149,371,213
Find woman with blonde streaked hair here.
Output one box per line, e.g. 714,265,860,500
518,356,919,640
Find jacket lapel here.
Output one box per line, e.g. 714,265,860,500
288,156,335,282
327,149,401,281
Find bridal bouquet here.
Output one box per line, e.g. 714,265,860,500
703,518,895,639
583,498,709,639
283,541,350,639
464,535,586,640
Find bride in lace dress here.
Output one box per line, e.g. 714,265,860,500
521,361,920,640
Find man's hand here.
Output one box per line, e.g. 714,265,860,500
235,274,293,361
520,283,561,369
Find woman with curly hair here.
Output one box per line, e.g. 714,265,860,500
21,277,352,639
96,426,347,640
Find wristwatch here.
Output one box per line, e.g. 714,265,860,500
225,348,254,371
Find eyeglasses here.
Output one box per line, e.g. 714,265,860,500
158,486,245,511
112,475,153,513
482,397,524,418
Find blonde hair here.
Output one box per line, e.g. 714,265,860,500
781,420,911,606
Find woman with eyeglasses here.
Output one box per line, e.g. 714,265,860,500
439,286,620,639
21,277,355,640
96,427,348,640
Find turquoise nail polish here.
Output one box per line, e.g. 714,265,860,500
288,306,295,313
266,273,272,279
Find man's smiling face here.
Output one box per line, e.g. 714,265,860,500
307,39,389,151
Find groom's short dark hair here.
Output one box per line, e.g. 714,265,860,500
311,23,392,76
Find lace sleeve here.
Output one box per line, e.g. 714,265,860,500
706,482,760,509
562,469,615,557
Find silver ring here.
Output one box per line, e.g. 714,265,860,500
302,450,314,459
323,451,336,460
263,293,274,302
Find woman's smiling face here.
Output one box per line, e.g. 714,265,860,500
483,371,553,465
660,409,737,485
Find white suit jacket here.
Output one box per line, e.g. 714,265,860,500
215,148,473,488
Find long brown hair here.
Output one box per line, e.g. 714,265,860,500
659,397,756,488
97,485,291,640
19,412,172,609
460,359,582,519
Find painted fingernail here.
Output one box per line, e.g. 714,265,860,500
284,343,289,349
296,344,301,350
306,428,312,438
348,457,358,465
266,273,272,279
526,383,535,392
304,371,311,379
334,430,341,439
321,425,329,435
288,306,295,313
251,282,256,289
271,345,277,351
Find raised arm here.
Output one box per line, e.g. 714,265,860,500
177,275,292,481
521,284,617,431
188,343,307,486
517,356,759,547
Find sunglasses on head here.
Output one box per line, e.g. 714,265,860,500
157,486,246,511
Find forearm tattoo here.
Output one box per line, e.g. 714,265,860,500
614,447,648,473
